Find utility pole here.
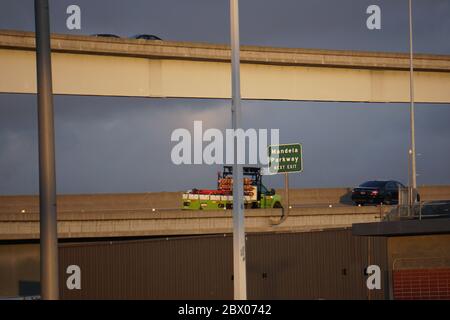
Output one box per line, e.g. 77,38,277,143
230,0,247,300
408,0,417,209
35,0,59,300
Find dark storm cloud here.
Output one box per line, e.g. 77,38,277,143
1,0,449,53
0,95,232,194
51,97,231,194
0,95,39,193
242,101,450,189
1,94,450,195
239,0,450,53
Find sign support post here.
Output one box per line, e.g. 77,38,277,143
284,172,290,214
268,143,302,223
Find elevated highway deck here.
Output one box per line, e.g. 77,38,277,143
1,186,448,240
1,30,450,103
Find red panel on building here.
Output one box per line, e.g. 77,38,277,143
393,268,450,300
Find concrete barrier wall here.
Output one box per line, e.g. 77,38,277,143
0,206,388,240
417,186,450,201
277,185,450,205
0,192,183,213
1,185,449,214
276,187,353,205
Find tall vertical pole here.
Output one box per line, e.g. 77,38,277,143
408,0,417,207
35,0,59,300
230,0,247,300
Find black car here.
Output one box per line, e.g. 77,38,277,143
92,34,120,38
132,34,162,40
351,180,407,205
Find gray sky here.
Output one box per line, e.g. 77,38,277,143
0,1,450,194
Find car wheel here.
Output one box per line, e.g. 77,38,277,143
384,195,393,205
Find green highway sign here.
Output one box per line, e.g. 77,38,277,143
268,143,303,174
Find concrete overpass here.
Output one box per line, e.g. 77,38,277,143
1,186,449,240
1,29,450,103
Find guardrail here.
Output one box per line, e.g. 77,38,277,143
384,200,450,221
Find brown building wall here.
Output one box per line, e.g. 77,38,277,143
245,230,387,300
0,229,388,299
58,229,388,299
0,243,40,297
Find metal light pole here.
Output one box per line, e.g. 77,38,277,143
408,0,417,208
35,0,59,300
230,0,247,300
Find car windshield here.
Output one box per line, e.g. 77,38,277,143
360,181,387,188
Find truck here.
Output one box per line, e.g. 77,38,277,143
182,166,283,210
